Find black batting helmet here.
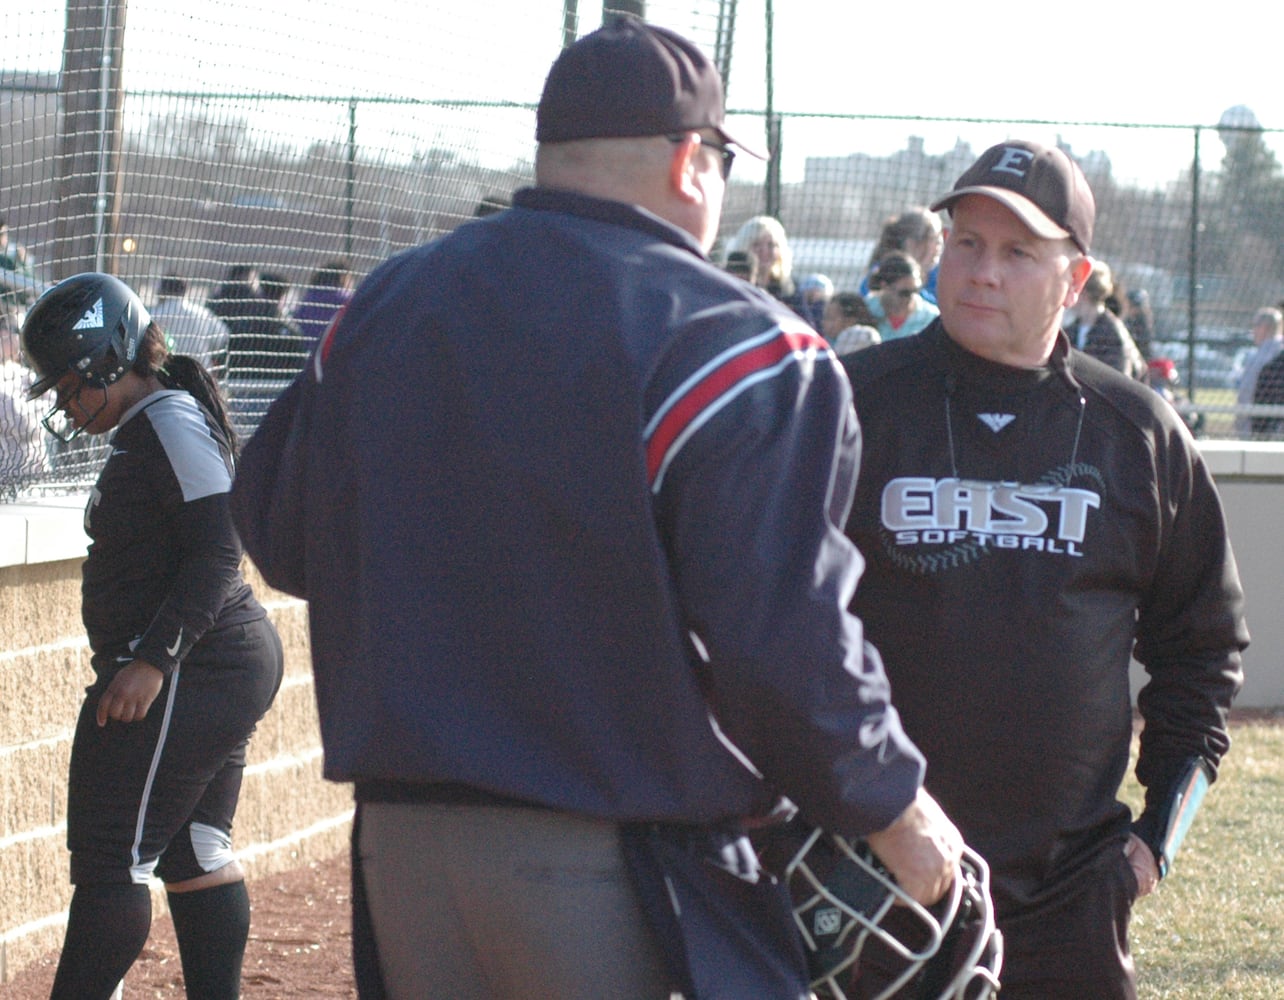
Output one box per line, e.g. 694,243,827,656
21,272,151,399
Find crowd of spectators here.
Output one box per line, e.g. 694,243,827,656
7,186,1284,496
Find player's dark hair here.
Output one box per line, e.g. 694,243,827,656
830,291,876,326
132,322,239,453
867,207,940,269
724,250,757,280
158,273,188,298
309,260,352,287
867,250,921,291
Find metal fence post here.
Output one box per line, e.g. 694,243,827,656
1186,126,1201,393
54,0,128,279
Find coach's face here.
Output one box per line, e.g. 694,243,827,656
936,195,1091,368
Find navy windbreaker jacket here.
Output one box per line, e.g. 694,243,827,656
231,187,924,837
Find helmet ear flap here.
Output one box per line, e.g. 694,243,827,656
87,284,149,388
107,294,148,373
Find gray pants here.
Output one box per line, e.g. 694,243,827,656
358,802,678,1000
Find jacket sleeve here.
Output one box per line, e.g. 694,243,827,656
1131,420,1247,840
133,491,245,673
230,374,310,598
646,304,925,838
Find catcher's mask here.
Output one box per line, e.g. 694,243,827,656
784,827,1002,1000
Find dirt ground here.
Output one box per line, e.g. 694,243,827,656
4,709,1278,999
0,852,357,999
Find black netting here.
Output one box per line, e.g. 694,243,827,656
4,2,1284,499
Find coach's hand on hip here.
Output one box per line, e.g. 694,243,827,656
1125,833,1160,897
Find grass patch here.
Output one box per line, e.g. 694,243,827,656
1187,387,1236,439
1121,717,1284,998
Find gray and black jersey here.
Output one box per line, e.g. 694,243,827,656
81,389,264,675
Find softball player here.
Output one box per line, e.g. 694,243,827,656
21,273,283,1000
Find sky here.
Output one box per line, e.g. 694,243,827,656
730,1,1284,185
755,2,1277,130
6,0,1282,185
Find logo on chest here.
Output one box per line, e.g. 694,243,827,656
976,412,1016,433
880,475,1101,564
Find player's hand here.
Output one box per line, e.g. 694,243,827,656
865,787,963,907
1124,832,1160,898
96,661,165,726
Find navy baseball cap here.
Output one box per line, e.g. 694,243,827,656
931,140,1095,254
536,13,767,160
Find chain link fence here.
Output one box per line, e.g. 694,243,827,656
4,1,1284,499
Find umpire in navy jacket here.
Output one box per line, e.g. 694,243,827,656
232,14,962,999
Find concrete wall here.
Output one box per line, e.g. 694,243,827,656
0,498,352,983
2,440,1282,982
1123,444,1284,706
1183,443,1284,708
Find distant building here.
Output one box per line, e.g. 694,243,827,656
803,137,977,216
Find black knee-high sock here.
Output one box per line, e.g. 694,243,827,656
167,880,251,1000
49,882,152,1000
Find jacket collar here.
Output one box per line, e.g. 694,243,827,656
512,186,708,260
927,320,1084,398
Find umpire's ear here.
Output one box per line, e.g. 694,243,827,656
663,132,723,253
668,131,706,203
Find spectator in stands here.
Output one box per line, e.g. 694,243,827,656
209,265,271,327
794,272,833,329
212,265,306,438
209,265,279,375
1248,313,1284,439
0,216,35,280
1235,307,1283,437
859,207,944,304
293,260,356,345
1122,288,1155,359
722,250,758,285
252,272,310,379
259,272,297,320
1065,259,1146,379
821,291,881,356
864,251,938,341
1252,356,1284,438
208,265,256,315
0,302,49,484
210,265,298,380
150,274,231,380
723,215,798,306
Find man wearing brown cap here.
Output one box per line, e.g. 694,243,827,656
232,14,963,999
840,140,1248,998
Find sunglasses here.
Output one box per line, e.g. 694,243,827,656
668,133,735,180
